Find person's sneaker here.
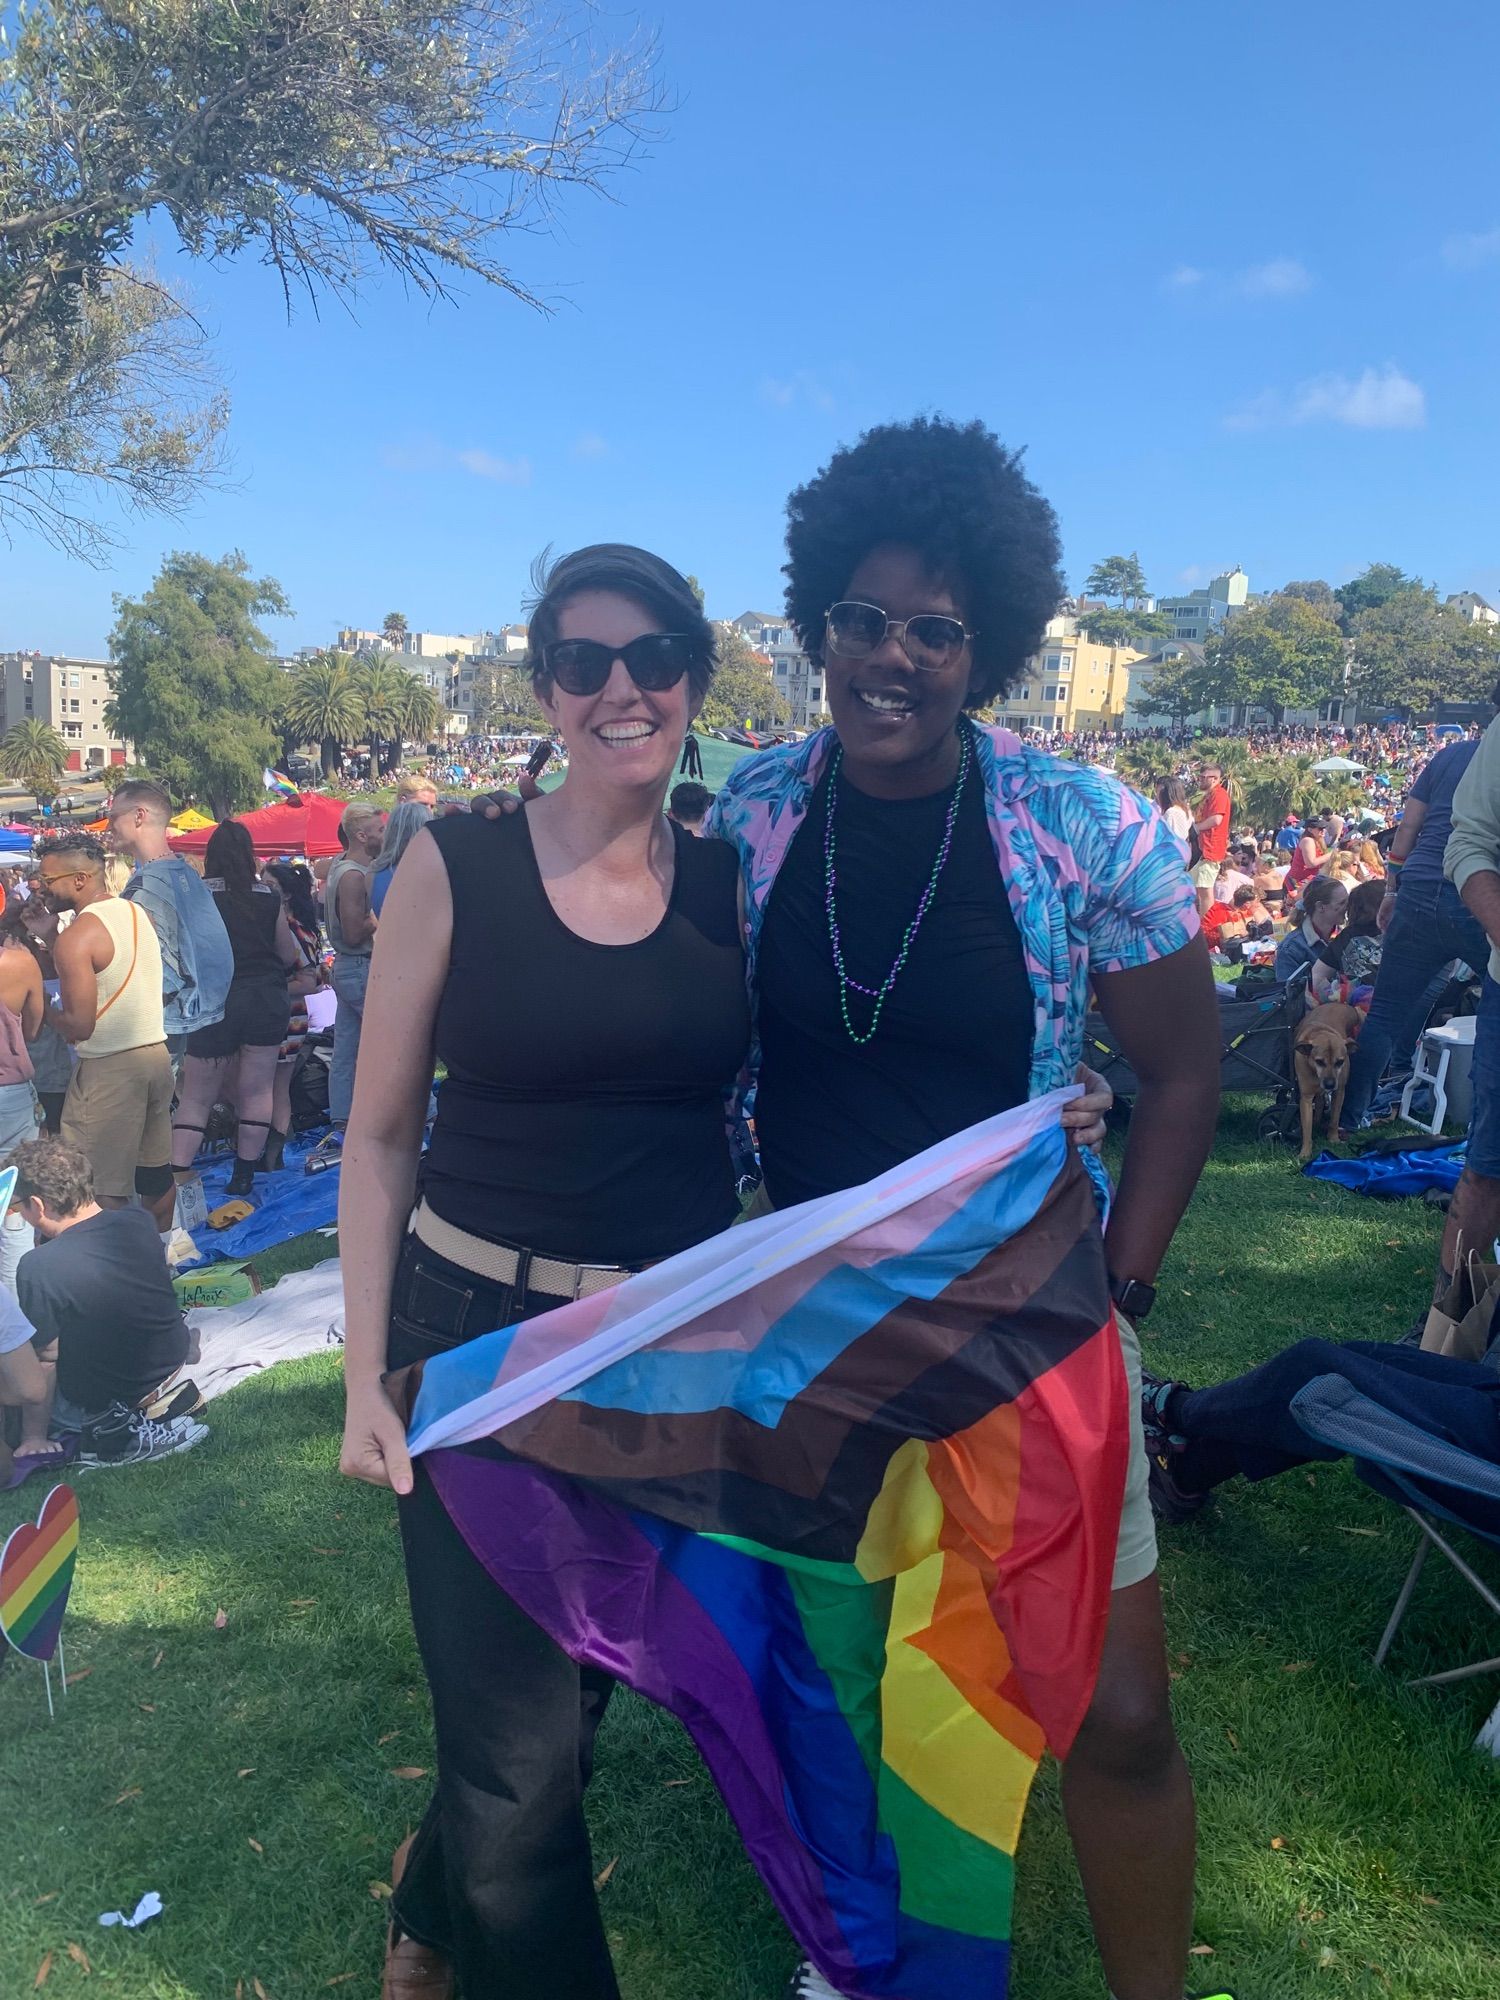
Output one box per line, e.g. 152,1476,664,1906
782,1964,848,1999
139,1375,206,1425
1139,1370,1209,1525
79,1403,209,1468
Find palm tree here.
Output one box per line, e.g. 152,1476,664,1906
353,653,409,775
382,611,409,651
281,652,363,778
0,717,68,808
392,673,444,756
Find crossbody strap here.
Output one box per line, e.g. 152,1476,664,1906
93,903,140,1027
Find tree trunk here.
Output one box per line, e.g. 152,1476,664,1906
320,736,338,778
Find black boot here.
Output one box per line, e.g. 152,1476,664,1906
226,1155,257,1198
258,1127,287,1174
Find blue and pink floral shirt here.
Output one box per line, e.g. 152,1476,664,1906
705,723,1200,1098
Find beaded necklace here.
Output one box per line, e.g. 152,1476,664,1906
822,724,973,1046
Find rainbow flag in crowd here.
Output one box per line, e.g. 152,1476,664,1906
263,768,300,800
405,1090,1127,2000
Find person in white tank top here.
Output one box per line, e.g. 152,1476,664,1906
37,835,177,1232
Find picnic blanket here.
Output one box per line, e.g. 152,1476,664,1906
186,1258,344,1400
1304,1141,1467,1200
404,1090,1126,2000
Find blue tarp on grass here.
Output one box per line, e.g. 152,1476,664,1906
1303,1141,1467,1200
183,1130,339,1265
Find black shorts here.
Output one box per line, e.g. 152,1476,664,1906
186,978,291,1059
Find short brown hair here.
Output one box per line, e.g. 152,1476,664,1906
8,1136,94,1217
109,779,173,820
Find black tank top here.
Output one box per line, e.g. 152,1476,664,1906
212,884,283,986
423,810,750,1265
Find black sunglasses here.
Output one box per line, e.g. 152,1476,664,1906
542,633,699,698
824,600,976,672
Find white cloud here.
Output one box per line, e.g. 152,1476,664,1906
1236,257,1312,298
760,370,834,412
1442,226,1500,270
571,432,609,460
456,447,531,484
380,436,531,483
1164,265,1204,291
1225,364,1426,433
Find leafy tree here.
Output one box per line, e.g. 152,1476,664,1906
105,551,287,816
1079,552,1169,651
1083,554,1151,608
1347,589,1500,716
1200,594,1346,723
392,673,445,751
1334,563,1424,634
1241,754,1362,834
0,717,67,808
1280,579,1342,619
1129,649,1217,727
1,0,659,557
281,652,363,778
352,654,410,775
700,626,787,731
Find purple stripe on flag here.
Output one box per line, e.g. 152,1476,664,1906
427,1447,868,1992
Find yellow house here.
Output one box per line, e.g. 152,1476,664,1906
997,612,1141,736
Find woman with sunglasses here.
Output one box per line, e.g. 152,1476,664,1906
708,418,1223,2000
338,545,756,2000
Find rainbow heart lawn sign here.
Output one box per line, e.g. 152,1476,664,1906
1,1485,80,1715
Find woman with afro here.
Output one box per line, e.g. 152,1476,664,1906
709,415,1222,2000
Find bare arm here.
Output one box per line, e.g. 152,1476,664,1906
1093,938,1221,1287
338,830,451,1494
273,905,302,970
0,944,43,1040
1385,797,1426,867
336,866,377,948
51,915,105,1043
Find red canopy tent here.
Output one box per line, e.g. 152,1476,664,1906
168,793,349,860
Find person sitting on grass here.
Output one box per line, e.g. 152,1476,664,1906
1274,876,1348,995
1202,884,1272,955
8,1137,208,1469
666,779,713,833
1140,1340,1500,1525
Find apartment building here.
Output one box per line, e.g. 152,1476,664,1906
730,611,827,729
1155,567,1251,644
997,615,1141,735
0,653,130,771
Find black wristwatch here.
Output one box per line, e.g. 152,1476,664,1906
1108,1274,1157,1322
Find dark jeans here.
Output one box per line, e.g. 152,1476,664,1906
386,1233,621,1998
1341,878,1488,1128
1172,1337,1500,1494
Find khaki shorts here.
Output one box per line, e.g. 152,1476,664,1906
1190,858,1221,892
60,1044,173,1200
738,1183,1157,1592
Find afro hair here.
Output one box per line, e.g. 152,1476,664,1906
782,415,1065,707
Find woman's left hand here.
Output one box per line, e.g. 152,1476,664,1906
1064,1063,1113,1151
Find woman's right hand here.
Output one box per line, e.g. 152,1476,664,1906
340,1379,414,1494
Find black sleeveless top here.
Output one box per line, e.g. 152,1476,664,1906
211,883,283,987
423,810,750,1265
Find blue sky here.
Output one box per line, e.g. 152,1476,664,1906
9,0,1500,657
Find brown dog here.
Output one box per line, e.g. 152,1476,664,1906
1294,1001,1362,1160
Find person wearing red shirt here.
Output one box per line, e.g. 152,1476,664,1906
1191,763,1232,916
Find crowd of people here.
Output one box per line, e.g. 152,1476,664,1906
9,418,1500,2000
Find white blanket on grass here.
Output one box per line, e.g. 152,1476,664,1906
186,1258,344,1402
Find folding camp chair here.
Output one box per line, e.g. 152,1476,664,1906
1290,1373,1500,1752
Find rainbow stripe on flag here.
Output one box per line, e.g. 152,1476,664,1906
263,768,301,801
405,1090,1126,1999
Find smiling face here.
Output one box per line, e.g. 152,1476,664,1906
823,544,973,799
537,590,699,797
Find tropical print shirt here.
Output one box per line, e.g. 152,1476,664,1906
704,722,1200,1098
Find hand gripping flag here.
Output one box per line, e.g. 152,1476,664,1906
403,1088,1127,2000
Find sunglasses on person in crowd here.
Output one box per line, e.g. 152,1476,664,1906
542,633,700,697
824,600,976,672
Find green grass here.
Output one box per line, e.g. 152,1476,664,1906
5,1105,1500,1999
